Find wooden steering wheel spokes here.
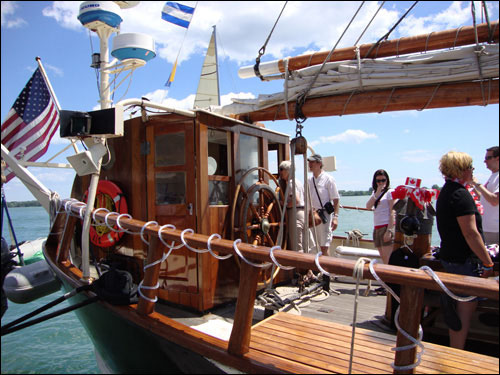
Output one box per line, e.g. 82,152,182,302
231,167,284,249
242,184,282,247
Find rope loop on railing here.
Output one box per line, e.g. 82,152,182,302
92,207,109,222
314,251,331,277
269,246,295,270
367,259,424,371
140,221,158,245
116,213,135,234
391,307,425,371
207,233,233,260
180,229,210,253
138,280,160,303
419,265,477,302
104,211,121,232
233,239,272,268
158,224,184,251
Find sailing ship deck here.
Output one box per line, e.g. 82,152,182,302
154,279,499,373
249,312,498,374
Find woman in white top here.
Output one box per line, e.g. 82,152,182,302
366,169,396,264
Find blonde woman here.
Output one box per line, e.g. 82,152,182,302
436,151,494,349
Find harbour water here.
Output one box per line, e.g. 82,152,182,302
1,197,440,374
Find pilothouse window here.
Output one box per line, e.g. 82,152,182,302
156,172,186,205
236,133,260,191
155,132,185,166
208,128,229,205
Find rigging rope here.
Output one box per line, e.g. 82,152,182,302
254,1,288,81
294,1,366,123
363,1,419,59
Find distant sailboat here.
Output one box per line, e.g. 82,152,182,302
194,26,220,108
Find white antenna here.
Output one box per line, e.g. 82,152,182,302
78,1,155,109
76,1,154,282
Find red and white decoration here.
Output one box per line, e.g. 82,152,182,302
392,177,439,209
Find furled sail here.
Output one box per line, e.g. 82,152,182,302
194,26,220,108
218,44,499,117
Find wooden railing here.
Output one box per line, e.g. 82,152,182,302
60,204,499,374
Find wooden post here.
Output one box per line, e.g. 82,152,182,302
393,284,424,374
56,215,77,263
228,260,261,356
385,198,432,325
137,236,164,315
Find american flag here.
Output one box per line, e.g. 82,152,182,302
1,67,60,182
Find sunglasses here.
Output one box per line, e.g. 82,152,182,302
279,168,286,171
485,156,496,161
376,179,387,183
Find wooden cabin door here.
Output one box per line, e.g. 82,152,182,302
146,120,198,296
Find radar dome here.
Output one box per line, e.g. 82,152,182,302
78,1,122,29
113,1,140,9
111,33,156,62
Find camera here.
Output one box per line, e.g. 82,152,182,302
317,208,328,224
323,201,335,215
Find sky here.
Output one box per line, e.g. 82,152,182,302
1,1,499,202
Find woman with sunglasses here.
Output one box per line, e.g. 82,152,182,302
436,151,494,349
366,169,396,267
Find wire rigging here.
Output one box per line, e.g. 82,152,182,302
253,1,288,81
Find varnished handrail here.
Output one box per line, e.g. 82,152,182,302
64,204,498,300
59,203,498,372
340,204,373,212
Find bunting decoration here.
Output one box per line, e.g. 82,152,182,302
391,177,439,210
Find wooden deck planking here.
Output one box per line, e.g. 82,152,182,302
268,313,498,372
250,312,498,374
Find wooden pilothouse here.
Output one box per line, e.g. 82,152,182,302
70,109,292,312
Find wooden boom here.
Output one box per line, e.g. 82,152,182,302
234,80,499,123
244,21,499,77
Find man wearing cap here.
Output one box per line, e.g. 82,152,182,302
307,153,340,255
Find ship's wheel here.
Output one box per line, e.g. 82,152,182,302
231,167,285,248
230,167,287,286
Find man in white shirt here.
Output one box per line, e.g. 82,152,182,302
307,154,340,255
472,146,499,245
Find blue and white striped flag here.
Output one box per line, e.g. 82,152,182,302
161,2,195,28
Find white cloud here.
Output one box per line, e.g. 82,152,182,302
38,2,402,66
310,129,377,146
45,63,64,77
1,1,27,28
39,1,489,69
398,1,471,36
42,1,81,31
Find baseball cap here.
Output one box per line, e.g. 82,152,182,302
307,154,322,163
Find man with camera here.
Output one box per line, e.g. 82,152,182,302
307,154,340,256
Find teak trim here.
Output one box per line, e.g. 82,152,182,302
51,205,499,373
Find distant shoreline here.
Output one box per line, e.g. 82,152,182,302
5,200,42,208
5,186,441,207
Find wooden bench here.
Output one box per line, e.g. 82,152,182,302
249,312,499,374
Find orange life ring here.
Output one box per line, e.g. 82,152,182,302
83,180,128,248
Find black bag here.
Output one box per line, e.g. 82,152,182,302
323,201,335,214
387,247,421,329
92,266,138,305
